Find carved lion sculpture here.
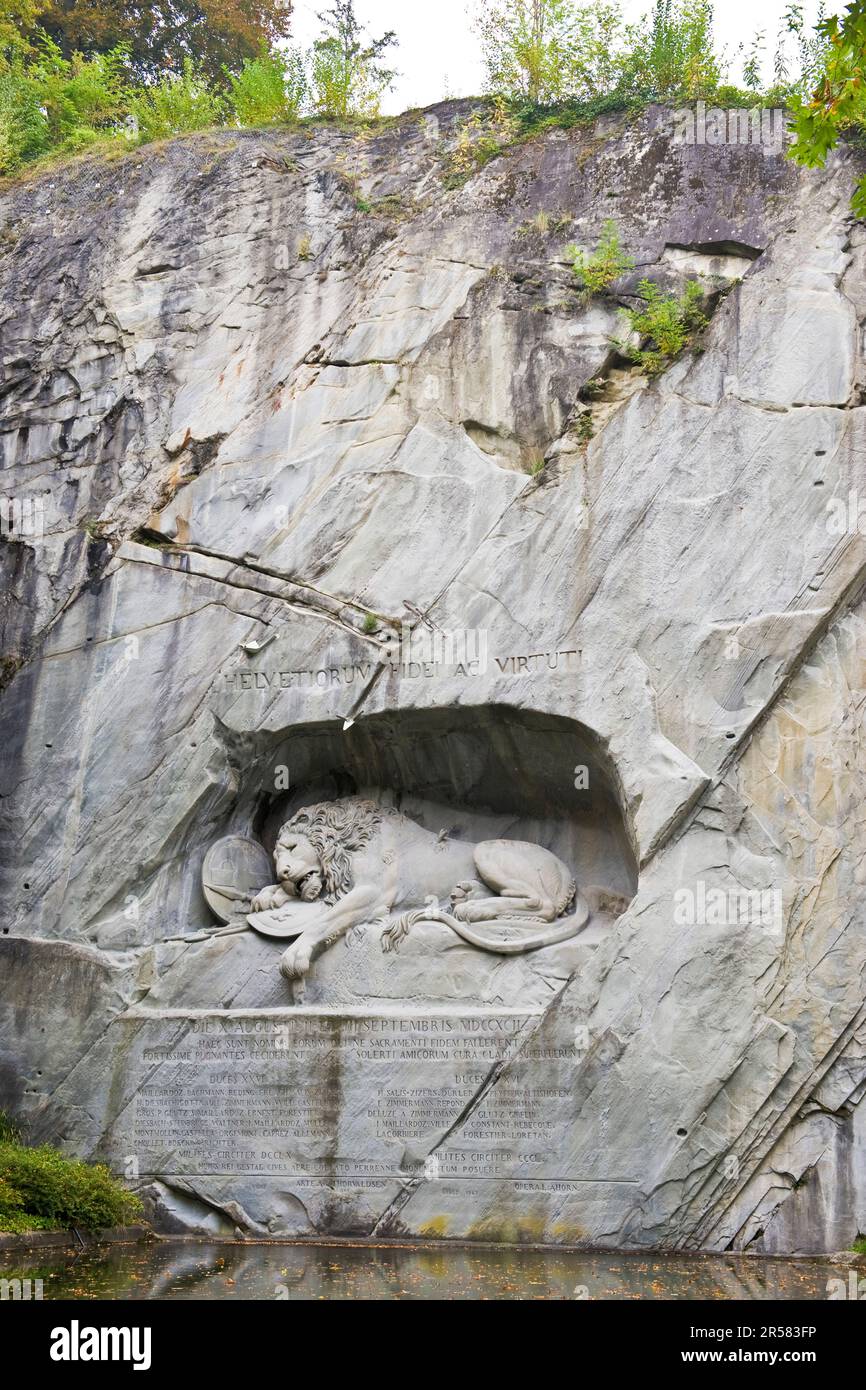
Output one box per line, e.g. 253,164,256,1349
248,797,589,981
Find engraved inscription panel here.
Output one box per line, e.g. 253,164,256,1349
111,1010,568,1183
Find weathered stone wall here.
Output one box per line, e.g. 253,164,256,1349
1,102,865,1251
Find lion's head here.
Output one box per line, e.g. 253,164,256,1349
274,798,396,905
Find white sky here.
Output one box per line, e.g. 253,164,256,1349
289,1,824,113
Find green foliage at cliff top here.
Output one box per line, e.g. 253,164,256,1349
0,0,398,177
0,3,863,213
788,0,866,216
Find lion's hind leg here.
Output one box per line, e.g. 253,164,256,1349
381,842,580,956
459,840,575,923
453,894,551,923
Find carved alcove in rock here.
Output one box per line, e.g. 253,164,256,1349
202,702,639,1010
246,704,636,899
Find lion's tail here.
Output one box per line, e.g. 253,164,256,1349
382,895,590,956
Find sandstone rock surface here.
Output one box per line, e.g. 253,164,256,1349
1,103,865,1252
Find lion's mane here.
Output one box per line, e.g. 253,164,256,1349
276,798,399,904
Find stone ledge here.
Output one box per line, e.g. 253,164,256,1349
0,1225,152,1252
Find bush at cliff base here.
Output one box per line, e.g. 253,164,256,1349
0,1133,142,1233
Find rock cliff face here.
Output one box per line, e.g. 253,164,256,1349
1,101,865,1252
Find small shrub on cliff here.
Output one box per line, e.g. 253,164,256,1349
443,98,519,187
567,219,634,294
0,1135,142,1232
616,277,707,374
228,46,308,127
574,410,595,443
128,59,225,143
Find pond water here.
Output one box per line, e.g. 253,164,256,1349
0,1239,853,1300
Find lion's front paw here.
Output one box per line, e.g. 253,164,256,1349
281,941,312,980
252,885,283,913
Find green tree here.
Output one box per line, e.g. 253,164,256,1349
772,3,830,95
473,0,627,105
228,43,307,124
787,2,866,213
38,0,294,82
129,54,224,140
37,38,129,144
0,62,48,169
0,32,130,172
742,30,765,92
0,0,47,60
621,0,722,101
311,0,397,119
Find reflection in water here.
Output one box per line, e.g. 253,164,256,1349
0,1240,849,1300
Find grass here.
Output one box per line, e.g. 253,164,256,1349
852,1236,866,1256
439,91,651,191
574,413,595,444
0,653,23,689
0,1112,142,1235
509,91,642,139
0,101,404,190
518,209,573,237
370,193,410,220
